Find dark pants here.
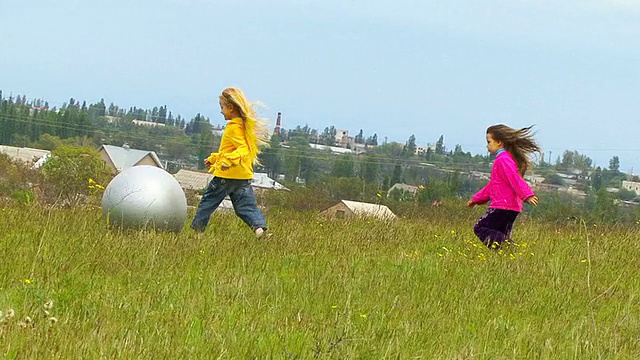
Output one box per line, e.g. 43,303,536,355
191,177,267,232
473,208,519,249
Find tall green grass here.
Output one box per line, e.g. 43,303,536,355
0,204,638,359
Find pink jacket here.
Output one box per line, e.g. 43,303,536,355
472,151,534,212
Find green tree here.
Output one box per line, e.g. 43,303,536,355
609,156,620,172
617,188,637,202
435,135,444,154
404,134,417,157
365,133,378,146
283,136,319,183
591,167,603,191
260,133,283,178
332,154,355,178
320,126,336,146
195,130,215,170
585,188,618,222
391,163,403,185
34,133,64,150
354,129,364,144
361,153,381,184
165,134,192,160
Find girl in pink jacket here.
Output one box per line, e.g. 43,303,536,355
467,124,541,249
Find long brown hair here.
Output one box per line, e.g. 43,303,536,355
487,124,541,176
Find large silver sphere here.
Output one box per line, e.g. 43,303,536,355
102,165,187,232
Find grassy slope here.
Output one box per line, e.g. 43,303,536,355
0,205,638,359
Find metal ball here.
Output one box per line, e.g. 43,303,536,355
102,165,187,232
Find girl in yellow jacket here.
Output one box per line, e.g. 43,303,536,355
191,87,270,238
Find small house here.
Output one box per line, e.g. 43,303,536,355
0,145,50,165
173,169,288,192
321,200,396,220
98,144,163,173
387,183,419,197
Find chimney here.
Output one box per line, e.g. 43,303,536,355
275,112,282,135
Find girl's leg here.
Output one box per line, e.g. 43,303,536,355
190,178,229,232
473,209,519,249
228,180,267,231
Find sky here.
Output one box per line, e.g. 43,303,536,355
1,0,639,172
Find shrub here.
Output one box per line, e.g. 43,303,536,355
41,145,112,206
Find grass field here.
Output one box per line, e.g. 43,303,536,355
0,204,639,359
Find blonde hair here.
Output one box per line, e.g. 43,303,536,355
487,124,541,176
220,87,270,165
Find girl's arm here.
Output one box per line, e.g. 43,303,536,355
205,152,218,166
497,157,535,201
219,123,250,168
470,184,490,205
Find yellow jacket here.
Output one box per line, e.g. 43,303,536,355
205,118,255,179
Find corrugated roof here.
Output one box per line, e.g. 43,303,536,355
388,183,419,194
100,144,163,171
0,145,50,163
341,200,396,220
252,173,289,190
174,169,213,191
173,170,288,191
309,143,354,154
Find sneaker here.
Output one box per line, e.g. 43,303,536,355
255,227,272,239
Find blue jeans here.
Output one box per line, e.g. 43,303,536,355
191,177,267,232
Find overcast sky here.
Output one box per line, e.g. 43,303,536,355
1,0,639,172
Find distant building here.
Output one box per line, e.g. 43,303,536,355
387,183,419,197
103,116,120,124
335,129,348,143
622,180,640,196
211,125,225,137
274,112,282,135
335,129,356,149
309,143,354,154
252,173,289,190
173,169,212,191
98,144,163,173
132,119,165,127
415,144,436,156
0,145,50,165
321,200,396,220
173,169,288,191
352,143,368,154
524,174,546,187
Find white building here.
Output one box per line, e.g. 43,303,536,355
622,180,640,196
415,144,436,156
132,119,165,127
321,200,397,220
0,145,50,165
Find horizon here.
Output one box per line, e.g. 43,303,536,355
0,89,633,175
2,1,639,173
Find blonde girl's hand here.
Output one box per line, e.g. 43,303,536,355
220,163,230,171
204,158,212,167
467,199,476,208
525,195,539,206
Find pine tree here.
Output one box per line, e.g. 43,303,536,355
435,135,444,154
